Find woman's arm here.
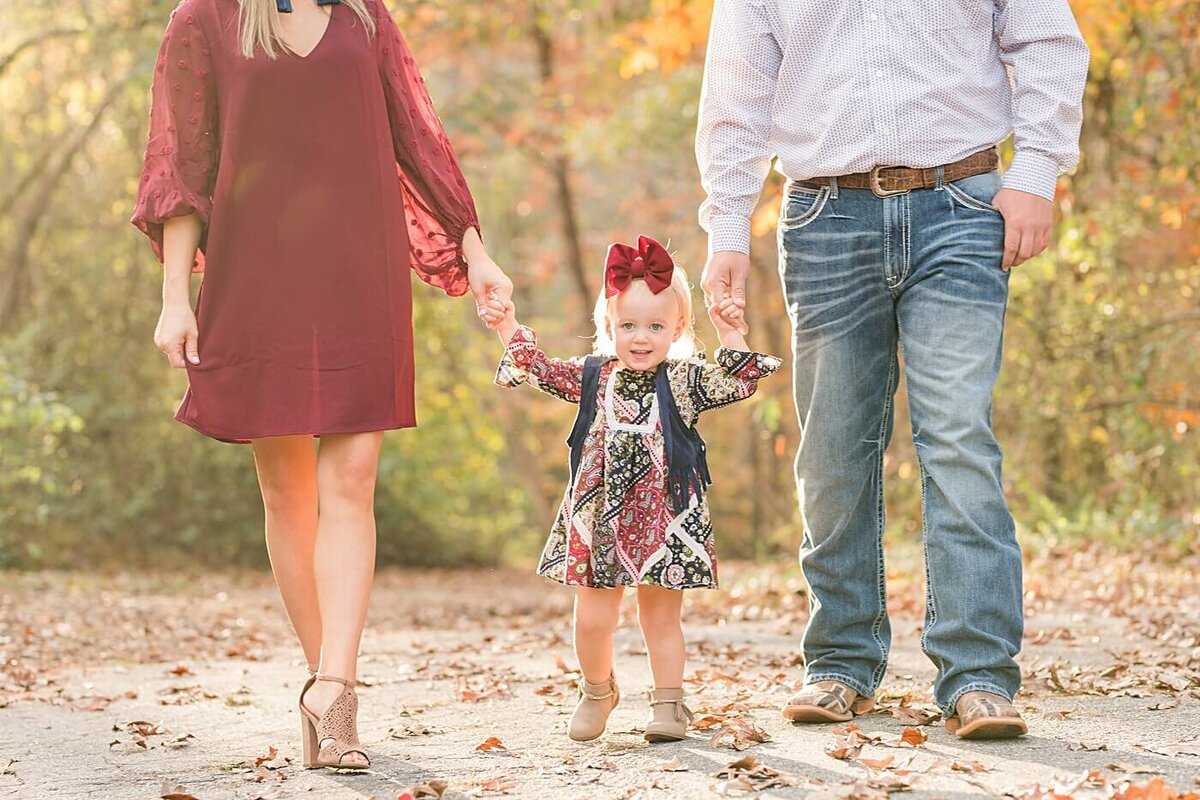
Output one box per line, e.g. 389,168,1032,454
154,215,203,368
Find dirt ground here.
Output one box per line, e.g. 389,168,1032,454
1,547,1197,800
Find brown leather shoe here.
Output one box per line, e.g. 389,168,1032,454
568,674,620,742
782,680,875,723
946,691,1027,739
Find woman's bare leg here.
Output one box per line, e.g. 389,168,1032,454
251,435,321,671
301,431,383,766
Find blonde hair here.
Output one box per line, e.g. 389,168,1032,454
592,266,698,360
237,0,375,59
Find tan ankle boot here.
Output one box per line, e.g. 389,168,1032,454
568,675,620,742
644,688,693,742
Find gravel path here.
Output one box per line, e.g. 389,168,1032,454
1,558,1197,800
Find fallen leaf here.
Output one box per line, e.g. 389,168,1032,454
1104,763,1164,776
890,705,940,726
1148,696,1181,711
899,726,928,746
167,664,195,677
159,780,198,800
409,780,449,799
1068,741,1109,752
254,746,279,767
654,754,688,772
475,736,507,752
859,755,894,770
951,759,992,773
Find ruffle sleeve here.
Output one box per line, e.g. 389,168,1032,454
689,348,782,413
373,0,480,297
495,326,585,404
130,0,219,271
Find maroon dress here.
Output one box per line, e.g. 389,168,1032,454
132,0,479,443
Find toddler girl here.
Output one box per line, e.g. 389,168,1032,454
485,235,780,742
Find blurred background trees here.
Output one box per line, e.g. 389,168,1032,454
0,0,1195,569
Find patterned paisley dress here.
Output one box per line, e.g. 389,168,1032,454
496,326,781,590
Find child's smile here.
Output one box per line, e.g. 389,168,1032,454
608,281,683,371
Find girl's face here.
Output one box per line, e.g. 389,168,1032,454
606,281,683,371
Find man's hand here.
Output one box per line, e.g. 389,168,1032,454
992,188,1053,270
701,251,750,335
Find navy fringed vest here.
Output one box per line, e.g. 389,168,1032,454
566,357,712,514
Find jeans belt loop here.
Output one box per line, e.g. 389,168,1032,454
829,175,839,200
868,165,908,198
934,165,945,190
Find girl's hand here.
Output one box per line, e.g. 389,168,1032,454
707,301,749,351
154,301,200,368
484,293,520,343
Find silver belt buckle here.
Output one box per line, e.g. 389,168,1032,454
869,165,908,198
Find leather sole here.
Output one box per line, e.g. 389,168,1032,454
947,715,1028,740
782,695,875,723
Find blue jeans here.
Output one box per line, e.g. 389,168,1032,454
777,169,1021,714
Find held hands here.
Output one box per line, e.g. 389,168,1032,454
992,188,1053,270
701,251,750,335
463,227,515,318
481,291,519,344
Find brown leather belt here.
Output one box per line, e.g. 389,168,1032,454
808,148,999,197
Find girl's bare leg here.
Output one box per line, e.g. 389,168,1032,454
636,585,685,688
573,586,624,681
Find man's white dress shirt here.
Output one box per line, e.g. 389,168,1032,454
695,0,1090,254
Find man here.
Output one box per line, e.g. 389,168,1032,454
695,1,1088,739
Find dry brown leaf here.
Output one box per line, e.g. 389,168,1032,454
859,755,894,770
899,726,928,746
410,779,449,799
951,759,992,773
254,746,279,767
159,780,199,800
1068,741,1109,751
654,754,688,772
1104,763,1164,776
889,705,940,726
709,717,771,751
167,664,194,677
1148,695,1181,711
475,736,507,752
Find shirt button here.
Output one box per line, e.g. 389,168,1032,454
876,69,884,77
870,12,879,20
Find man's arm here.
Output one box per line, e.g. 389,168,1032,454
993,0,1090,268
695,0,782,329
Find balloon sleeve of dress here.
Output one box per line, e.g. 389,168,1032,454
375,3,480,297
130,2,219,271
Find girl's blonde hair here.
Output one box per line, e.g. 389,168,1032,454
237,0,376,59
592,266,698,361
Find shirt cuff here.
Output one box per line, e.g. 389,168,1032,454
1002,151,1062,203
705,215,752,256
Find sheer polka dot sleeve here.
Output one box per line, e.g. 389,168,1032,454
373,0,480,298
130,0,219,271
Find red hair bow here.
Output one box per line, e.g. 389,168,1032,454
604,235,674,298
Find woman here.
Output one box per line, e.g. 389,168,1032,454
132,0,510,770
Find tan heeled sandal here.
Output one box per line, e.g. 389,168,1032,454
299,674,371,770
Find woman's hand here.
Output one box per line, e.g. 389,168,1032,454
463,228,513,326
155,301,200,368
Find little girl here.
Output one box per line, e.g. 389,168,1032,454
485,235,780,742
